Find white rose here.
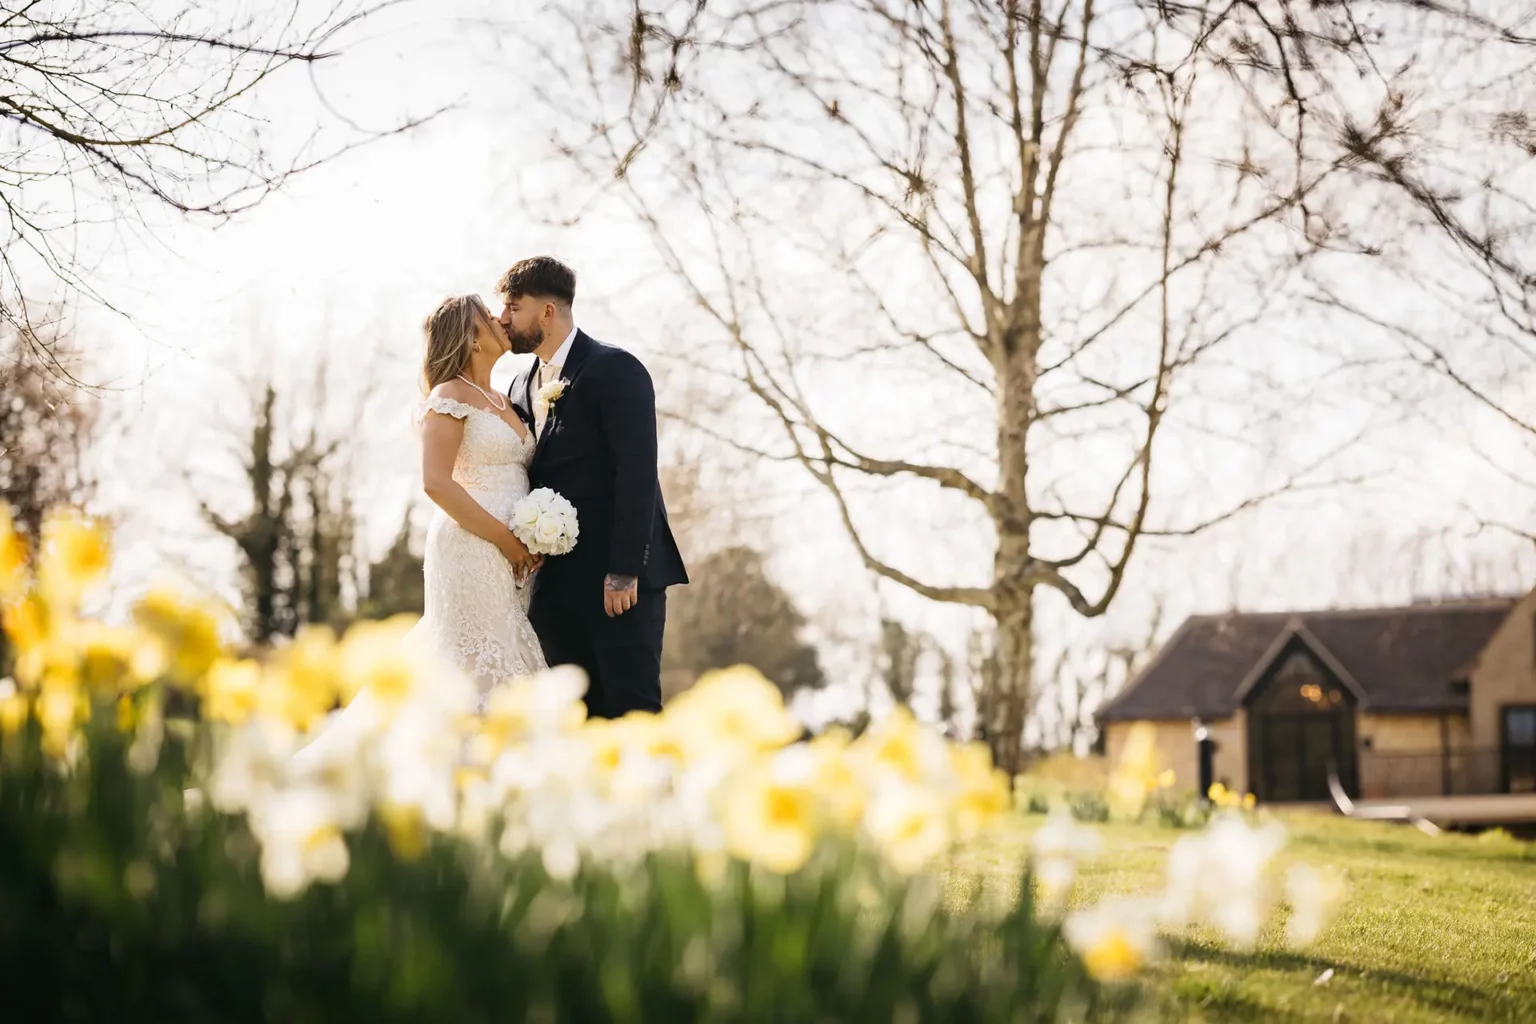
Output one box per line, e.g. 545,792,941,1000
535,517,563,546
513,501,541,530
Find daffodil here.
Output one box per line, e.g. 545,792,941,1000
1106,721,1168,818
850,707,951,786
37,512,109,608
950,742,1011,839
201,658,265,725
34,681,86,758
0,506,28,600
864,781,952,875
1030,807,1103,909
664,665,801,763
472,665,587,761
132,585,226,684
720,748,820,874
62,620,142,694
1159,812,1288,947
0,677,28,735
250,787,352,899
4,594,50,681
1063,897,1161,982
1283,863,1344,947
807,729,866,831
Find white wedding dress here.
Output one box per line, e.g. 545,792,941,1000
412,391,548,699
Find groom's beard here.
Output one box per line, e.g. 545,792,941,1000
506,323,543,355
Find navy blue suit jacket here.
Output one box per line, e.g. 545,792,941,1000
508,331,687,611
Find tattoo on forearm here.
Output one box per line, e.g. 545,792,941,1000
605,574,638,591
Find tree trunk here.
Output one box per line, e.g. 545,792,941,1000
988,577,1035,779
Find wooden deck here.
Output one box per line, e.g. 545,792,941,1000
1320,769,1536,832
1345,793,1536,826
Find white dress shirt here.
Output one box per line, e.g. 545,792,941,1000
534,326,579,435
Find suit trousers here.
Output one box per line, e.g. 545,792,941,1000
528,587,666,719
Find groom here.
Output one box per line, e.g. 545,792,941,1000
499,256,688,718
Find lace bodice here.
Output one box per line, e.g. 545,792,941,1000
412,391,545,697
418,393,536,523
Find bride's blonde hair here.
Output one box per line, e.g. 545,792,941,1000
422,294,497,393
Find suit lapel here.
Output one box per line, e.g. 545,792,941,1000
533,330,593,465
509,362,537,432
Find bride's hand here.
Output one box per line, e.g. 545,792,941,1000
499,530,541,578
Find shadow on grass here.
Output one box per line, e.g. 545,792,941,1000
1167,939,1524,1021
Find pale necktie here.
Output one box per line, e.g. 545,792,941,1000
534,361,562,436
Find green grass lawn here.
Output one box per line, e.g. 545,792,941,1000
951,812,1536,1023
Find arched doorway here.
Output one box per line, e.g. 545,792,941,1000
1245,644,1359,803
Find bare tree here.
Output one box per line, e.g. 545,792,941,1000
195,346,382,643
511,0,1530,773
0,322,96,538
0,1,429,373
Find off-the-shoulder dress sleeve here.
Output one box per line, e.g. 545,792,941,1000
416,393,477,424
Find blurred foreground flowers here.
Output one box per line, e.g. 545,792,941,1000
0,512,1340,1015
1029,729,1344,981
0,512,1143,1021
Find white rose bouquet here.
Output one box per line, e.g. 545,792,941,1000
511,488,580,556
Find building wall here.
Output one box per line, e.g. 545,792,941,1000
1359,713,1449,752
1467,589,1536,749
1102,716,1248,796
1356,712,1468,799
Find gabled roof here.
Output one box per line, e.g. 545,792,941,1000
1099,598,1520,722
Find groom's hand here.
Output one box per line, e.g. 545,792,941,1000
604,574,638,617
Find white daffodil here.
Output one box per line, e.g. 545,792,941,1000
1063,896,1162,983
1283,863,1345,947
251,785,351,899
1159,811,1288,948
1031,807,1102,909
208,717,299,817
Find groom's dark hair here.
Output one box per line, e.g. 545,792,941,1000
498,256,576,307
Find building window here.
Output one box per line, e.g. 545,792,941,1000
1502,706,1536,794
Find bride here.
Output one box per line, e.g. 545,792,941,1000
410,293,548,697
293,296,547,769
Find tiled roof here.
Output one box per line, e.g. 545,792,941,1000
1098,599,1519,721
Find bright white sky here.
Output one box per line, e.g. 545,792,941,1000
52,0,1536,734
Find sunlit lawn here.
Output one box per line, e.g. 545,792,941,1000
950,812,1536,1023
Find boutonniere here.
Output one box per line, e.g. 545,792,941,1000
534,377,569,418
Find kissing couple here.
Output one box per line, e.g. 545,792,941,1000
400,255,687,719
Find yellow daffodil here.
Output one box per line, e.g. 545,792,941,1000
38,512,109,608
807,730,866,831
951,742,1012,839
133,585,226,685
4,594,49,664
379,803,429,861
35,681,86,758
850,707,954,788
1106,722,1168,818
202,658,265,725
64,620,142,694
260,627,348,731
0,677,28,735
335,615,426,711
721,756,820,874
864,782,952,875
0,507,28,600
665,665,801,762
